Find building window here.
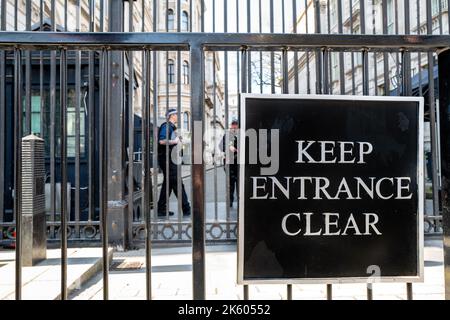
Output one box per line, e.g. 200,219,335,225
183,112,190,131
22,95,43,135
182,11,189,31
167,9,174,30
168,59,175,84
183,60,190,84
30,88,86,158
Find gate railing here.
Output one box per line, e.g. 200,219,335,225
0,31,449,300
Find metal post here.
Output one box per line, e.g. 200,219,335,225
14,48,23,300
107,0,129,248
143,49,152,300
100,48,110,300
438,48,450,300
241,48,249,300
0,0,6,225
60,48,68,300
314,0,323,94
190,44,206,300
88,0,95,224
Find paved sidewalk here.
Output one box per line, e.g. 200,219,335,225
0,247,113,300
70,239,445,300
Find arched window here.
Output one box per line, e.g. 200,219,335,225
167,9,174,30
168,59,175,84
183,60,190,84
183,112,190,131
182,11,189,31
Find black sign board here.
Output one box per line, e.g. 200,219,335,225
238,95,424,284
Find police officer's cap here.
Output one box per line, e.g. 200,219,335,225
166,108,177,118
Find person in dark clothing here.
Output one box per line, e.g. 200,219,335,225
222,119,239,207
157,108,191,217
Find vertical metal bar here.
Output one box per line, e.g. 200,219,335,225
0,0,6,224
177,0,183,236
394,0,400,95
14,0,18,31
372,0,378,96
224,0,231,239
362,49,369,95
326,283,332,300
165,0,170,220
314,0,322,94
270,0,275,94
191,44,206,300
100,48,109,300
426,0,441,285
88,0,95,224
417,0,423,98
326,0,330,34
190,0,193,32
439,0,443,34
50,0,56,239
350,0,355,95
287,284,293,300
362,47,371,299
64,0,68,31
407,282,413,300
321,44,332,302
305,0,311,94
360,0,369,96
24,0,31,135
75,0,81,238
247,0,252,92
247,0,251,32
427,0,441,233
152,0,159,240
360,0,366,34
241,48,249,301
367,284,373,300
14,48,22,300
100,0,105,32
382,0,390,94
448,0,450,34
282,49,289,94
362,49,369,96
201,0,205,32
323,49,329,95
144,48,152,300
259,0,263,93
437,48,450,301
293,0,299,94
282,48,291,299
338,0,345,94
128,0,135,246
39,0,44,138
403,1,412,97
405,0,410,35
213,53,219,221
60,48,68,300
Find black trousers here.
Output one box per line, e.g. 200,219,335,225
157,162,191,214
229,165,239,204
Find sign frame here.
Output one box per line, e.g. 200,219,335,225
237,94,424,285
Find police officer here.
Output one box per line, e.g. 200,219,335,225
157,108,191,217
222,119,239,208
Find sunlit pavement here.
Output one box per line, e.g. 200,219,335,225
69,239,444,300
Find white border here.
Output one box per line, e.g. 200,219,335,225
237,94,425,285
